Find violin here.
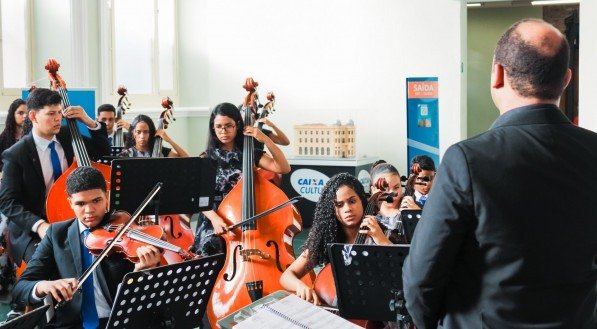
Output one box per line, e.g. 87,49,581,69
85,211,198,263
113,85,131,148
44,59,112,223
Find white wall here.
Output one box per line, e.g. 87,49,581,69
579,0,597,131
178,0,466,171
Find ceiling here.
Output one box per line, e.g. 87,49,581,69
466,0,579,7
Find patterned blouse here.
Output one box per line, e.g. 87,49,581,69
205,147,264,206
118,146,171,158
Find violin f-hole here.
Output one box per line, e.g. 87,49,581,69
164,215,182,239
265,240,284,273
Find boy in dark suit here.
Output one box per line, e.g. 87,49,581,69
0,88,110,320
12,166,161,329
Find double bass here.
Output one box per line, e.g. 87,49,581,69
135,97,195,265
206,78,311,327
113,85,131,148
45,59,112,223
255,91,282,186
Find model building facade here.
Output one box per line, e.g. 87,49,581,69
293,120,355,158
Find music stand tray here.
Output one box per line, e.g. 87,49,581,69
110,157,216,215
106,253,225,329
400,209,422,243
0,304,49,329
327,243,410,322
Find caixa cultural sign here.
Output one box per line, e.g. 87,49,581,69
290,169,330,202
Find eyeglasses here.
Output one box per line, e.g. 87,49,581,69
214,124,236,132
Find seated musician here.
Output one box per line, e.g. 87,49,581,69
119,114,188,158
192,103,290,256
0,88,110,321
12,167,161,329
280,173,391,305
369,162,407,243
401,155,436,209
96,104,130,146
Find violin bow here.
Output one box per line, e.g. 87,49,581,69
224,196,303,232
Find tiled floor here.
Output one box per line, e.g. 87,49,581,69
0,287,11,322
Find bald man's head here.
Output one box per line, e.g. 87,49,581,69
494,19,570,101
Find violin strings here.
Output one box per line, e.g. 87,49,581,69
105,224,182,253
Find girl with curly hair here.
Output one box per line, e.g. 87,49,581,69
192,102,290,256
280,172,391,304
0,99,27,172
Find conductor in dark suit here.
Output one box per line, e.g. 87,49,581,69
0,88,110,267
403,19,597,329
12,166,161,329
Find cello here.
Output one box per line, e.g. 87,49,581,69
206,78,311,327
44,59,112,223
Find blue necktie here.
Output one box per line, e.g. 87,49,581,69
48,141,62,181
108,136,113,146
81,229,99,329
419,195,427,206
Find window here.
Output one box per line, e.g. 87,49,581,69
111,0,176,95
0,0,28,93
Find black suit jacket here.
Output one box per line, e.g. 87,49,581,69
12,219,134,329
403,104,597,329
0,123,110,264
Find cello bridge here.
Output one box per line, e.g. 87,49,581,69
240,249,270,262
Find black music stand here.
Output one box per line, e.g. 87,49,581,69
327,243,412,326
106,253,225,329
0,304,49,329
109,157,216,216
96,147,125,165
400,209,422,243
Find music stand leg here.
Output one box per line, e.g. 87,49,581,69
393,289,413,329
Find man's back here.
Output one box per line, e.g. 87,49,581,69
404,105,597,328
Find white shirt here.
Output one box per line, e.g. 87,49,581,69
414,190,427,203
31,131,68,195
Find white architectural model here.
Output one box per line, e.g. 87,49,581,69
293,120,355,158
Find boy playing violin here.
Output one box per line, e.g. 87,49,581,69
12,167,160,329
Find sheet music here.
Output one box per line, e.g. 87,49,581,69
235,294,361,329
